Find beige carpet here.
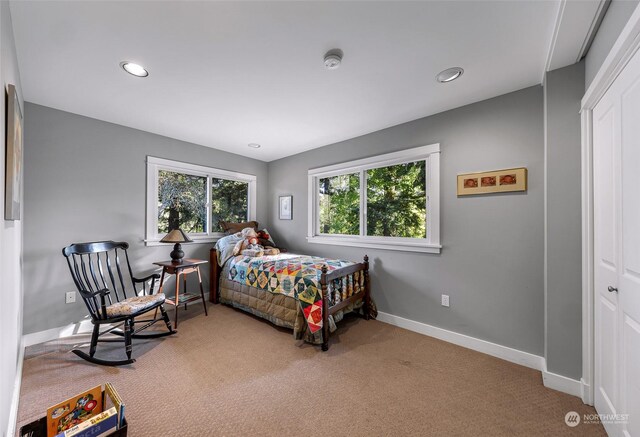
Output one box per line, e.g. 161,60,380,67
16,304,604,436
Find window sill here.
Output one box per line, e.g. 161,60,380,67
306,236,441,254
144,236,221,247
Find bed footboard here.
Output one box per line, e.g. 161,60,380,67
320,255,371,351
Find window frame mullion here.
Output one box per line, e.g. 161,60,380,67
206,176,212,236
151,164,160,240
424,157,430,243
360,169,367,237
315,177,321,236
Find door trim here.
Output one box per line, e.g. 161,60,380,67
581,2,640,405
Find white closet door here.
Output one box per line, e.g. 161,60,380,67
593,44,640,437
618,46,640,437
593,72,620,435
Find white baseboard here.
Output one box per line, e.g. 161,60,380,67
541,362,582,397
23,319,96,347
23,293,211,347
376,311,585,399
7,339,25,437
581,378,593,405
377,311,545,370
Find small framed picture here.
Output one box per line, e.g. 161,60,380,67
457,167,527,196
279,195,293,220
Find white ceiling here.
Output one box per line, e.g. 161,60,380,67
10,1,603,162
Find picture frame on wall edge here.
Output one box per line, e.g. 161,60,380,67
279,195,292,220
5,84,23,221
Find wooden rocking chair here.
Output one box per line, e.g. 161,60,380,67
62,241,176,366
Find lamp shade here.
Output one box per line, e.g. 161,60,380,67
160,229,193,244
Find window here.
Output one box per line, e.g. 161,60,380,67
157,170,207,234
319,173,360,235
210,178,250,232
307,144,440,253
146,157,256,245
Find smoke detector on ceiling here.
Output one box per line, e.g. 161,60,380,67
324,49,343,70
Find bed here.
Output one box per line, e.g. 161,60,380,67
209,234,373,351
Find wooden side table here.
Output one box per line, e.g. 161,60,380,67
154,259,208,328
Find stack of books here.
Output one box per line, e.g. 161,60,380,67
19,384,126,437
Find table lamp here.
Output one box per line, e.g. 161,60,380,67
160,229,193,263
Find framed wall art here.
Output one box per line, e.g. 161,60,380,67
279,195,292,220
457,167,527,196
5,84,23,220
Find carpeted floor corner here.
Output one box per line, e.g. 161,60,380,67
16,304,605,436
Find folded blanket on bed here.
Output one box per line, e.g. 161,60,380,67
227,254,360,333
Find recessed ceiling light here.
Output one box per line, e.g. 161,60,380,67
436,67,464,83
324,49,343,70
248,143,261,149
120,61,149,77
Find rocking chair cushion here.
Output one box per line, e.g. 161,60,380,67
106,293,166,318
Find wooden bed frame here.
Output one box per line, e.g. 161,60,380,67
209,248,371,351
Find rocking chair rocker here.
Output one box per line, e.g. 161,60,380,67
62,241,176,366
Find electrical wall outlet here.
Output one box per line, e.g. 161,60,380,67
65,291,76,304
441,294,450,307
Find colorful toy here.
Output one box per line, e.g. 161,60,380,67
233,227,279,257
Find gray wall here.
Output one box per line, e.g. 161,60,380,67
268,86,545,356
585,0,639,88
0,2,24,436
544,62,585,380
22,103,269,334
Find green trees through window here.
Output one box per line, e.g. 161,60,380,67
367,161,426,238
157,170,206,233
317,161,427,238
211,178,249,232
149,157,257,242
157,171,249,234
319,173,360,235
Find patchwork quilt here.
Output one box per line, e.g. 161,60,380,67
227,253,357,333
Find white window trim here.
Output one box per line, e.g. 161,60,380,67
145,156,257,246
307,143,441,253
